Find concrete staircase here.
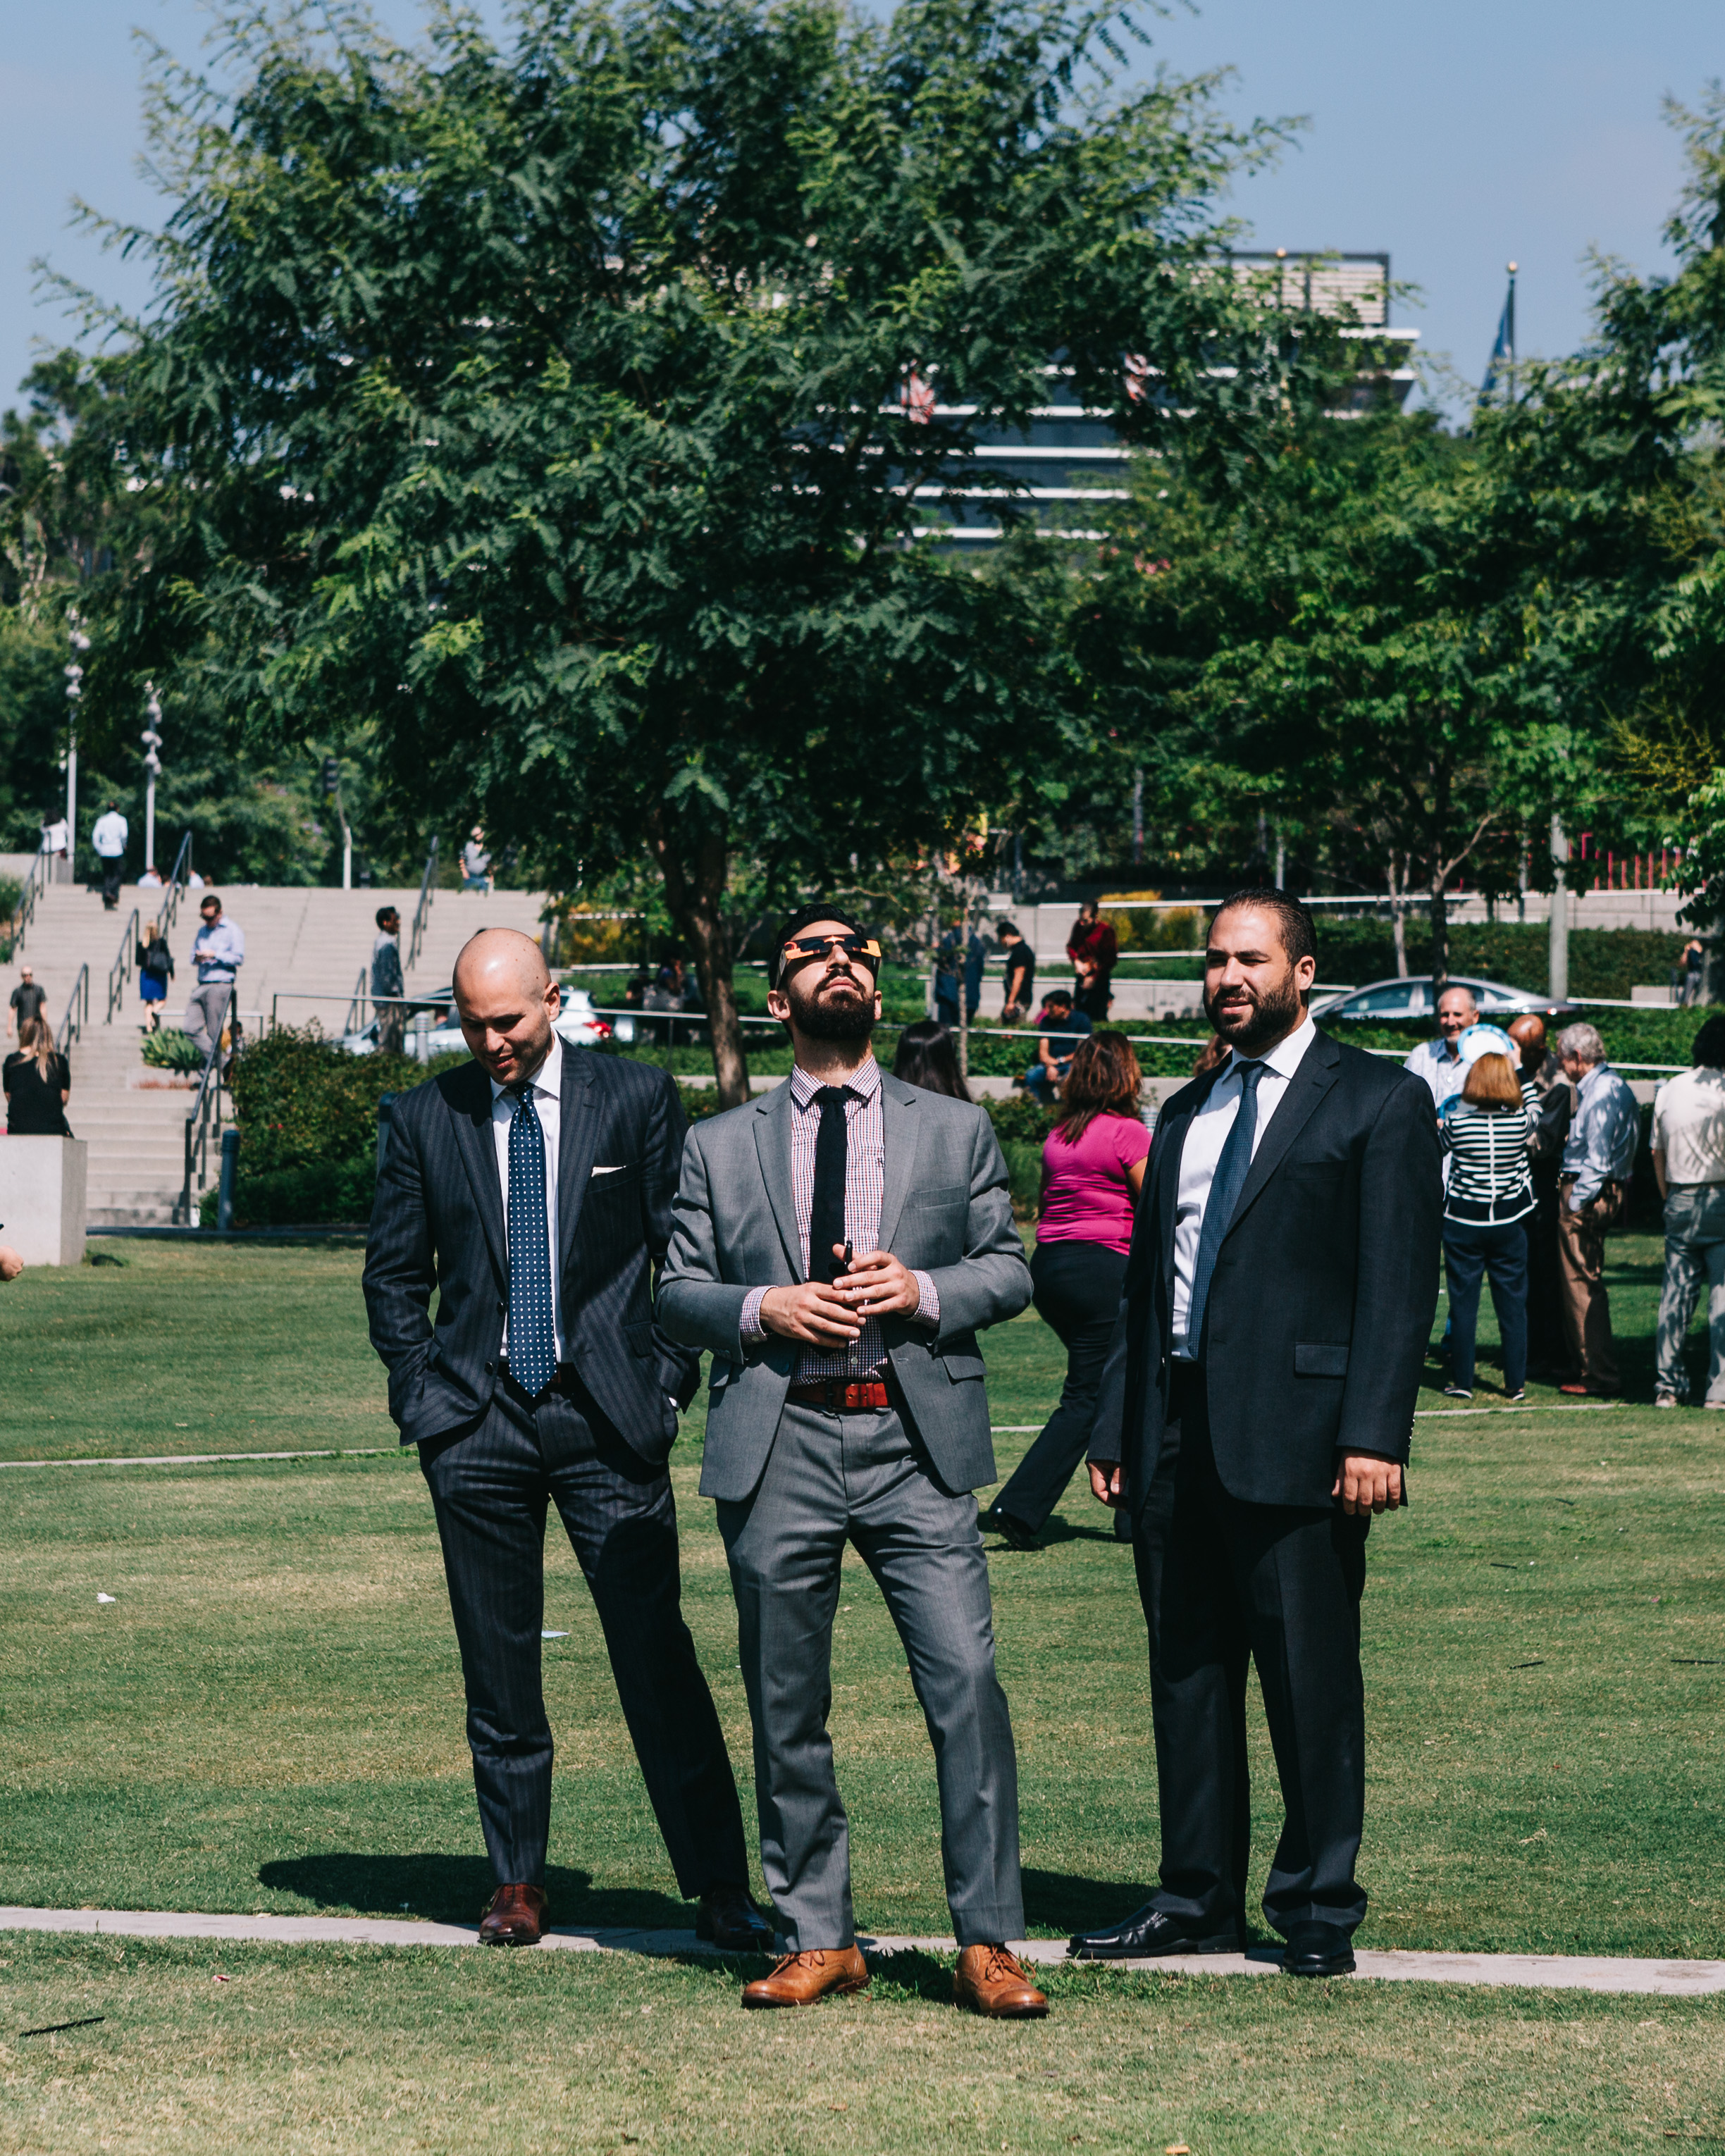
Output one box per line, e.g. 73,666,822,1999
7,879,548,1226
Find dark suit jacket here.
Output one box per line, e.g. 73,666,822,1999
362,1048,700,1459
1089,1027,1441,1511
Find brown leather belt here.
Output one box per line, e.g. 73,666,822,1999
787,1379,891,1413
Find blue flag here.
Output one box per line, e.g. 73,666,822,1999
1481,271,1516,397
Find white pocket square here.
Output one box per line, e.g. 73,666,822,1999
590,1164,626,1177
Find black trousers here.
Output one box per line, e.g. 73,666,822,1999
994,1239,1127,1533
1525,1169,1566,1371
1133,1363,1371,1940
100,857,123,907
419,1373,747,1897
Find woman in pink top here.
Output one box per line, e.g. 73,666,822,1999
982,1034,1150,1549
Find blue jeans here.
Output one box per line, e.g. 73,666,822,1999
1442,1217,1529,1394
1655,1184,1725,1404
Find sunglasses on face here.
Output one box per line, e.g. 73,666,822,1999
779,934,882,974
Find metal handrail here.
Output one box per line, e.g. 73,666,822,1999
155,829,194,940
345,967,369,1036
178,983,234,1225
407,834,438,974
106,907,141,1022
56,962,90,1058
11,848,49,955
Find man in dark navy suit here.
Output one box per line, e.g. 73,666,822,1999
1073,890,1440,1977
364,927,766,1951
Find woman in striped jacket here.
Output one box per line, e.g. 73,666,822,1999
1439,1051,1535,1401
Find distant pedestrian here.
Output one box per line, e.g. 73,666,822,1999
1022,989,1091,1103
934,920,983,1029
462,825,493,892
8,967,46,1042
1651,1016,1725,1409
185,893,245,1069
1554,1022,1638,1397
996,919,1035,1025
1065,900,1118,1022
136,922,174,1030
893,1017,971,1101
1507,1013,1573,1377
372,905,405,1054
39,814,68,876
1438,1052,1534,1401
4,1016,71,1136
983,1032,1149,1548
1680,938,1706,1008
1404,984,1479,1109
138,863,163,889
92,800,129,911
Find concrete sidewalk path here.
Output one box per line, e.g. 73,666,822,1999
4,1908,1722,1996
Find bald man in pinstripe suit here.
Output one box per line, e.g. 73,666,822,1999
364,929,767,1952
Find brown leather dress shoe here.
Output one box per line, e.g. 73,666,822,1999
478,1883,548,1945
695,1883,776,1952
953,1944,1049,2018
740,1945,870,2009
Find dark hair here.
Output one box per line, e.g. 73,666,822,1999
1461,1052,1523,1109
1694,1017,1725,1069
769,903,872,989
1211,886,1316,969
893,1018,971,1101
1042,989,1074,1010
1055,1031,1144,1141
375,905,399,929
996,919,1020,938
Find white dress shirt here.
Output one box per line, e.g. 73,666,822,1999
1171,1012,1318,1358
488,1029,566,1364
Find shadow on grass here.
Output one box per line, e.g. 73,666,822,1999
257,1852,694,1931
1021,1869,1152,1934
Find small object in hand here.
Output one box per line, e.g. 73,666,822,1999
841,1240,853,1272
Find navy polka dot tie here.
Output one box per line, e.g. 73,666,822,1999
507,1084,556,1399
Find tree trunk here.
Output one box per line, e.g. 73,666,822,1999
1388,852,1408,977
648,819,752,1110
1429,869,1449,990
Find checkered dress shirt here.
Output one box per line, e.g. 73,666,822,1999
740,1057,939,1380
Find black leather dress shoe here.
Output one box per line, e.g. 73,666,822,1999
1068,1903,1240,1960
1280,1921,1356,1977
695,1883,776,1953
979,1504,1039,1552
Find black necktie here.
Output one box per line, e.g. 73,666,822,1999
809,1086,851,1283
1185,1060,1266,1356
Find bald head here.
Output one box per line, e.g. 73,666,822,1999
1507,1012,1546,1074
453,929,559,1084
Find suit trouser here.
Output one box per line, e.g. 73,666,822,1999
184,981,235,1062
419,1375,748,1896
718,1401,1022,1950
1524,1172,1566,1371
1655,1184,1725,1404
994,1239,1127,1532
1134,1363,1371,1940
1556,1177,1627,1391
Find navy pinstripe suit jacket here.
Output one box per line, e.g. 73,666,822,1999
363,1048,700,1459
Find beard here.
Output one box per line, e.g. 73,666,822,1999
787,971,877,1043
1204,965,1304,1056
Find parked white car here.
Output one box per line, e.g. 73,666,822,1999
340,986,629,1058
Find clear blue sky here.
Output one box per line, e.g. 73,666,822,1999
0,0,1717,421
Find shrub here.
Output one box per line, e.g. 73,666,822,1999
142,1027,204,1073
982,1093,1057,1148
199,1158,378,1229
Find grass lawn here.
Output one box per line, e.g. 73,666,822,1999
2,1235,1724,2149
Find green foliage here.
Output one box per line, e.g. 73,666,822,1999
140,1027,204,1073
981,1092,1057,1147
1312,922,1690,1003
197,1158,379,1229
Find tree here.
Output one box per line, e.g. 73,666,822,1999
81,0,1306,1101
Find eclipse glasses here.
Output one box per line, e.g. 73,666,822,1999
775,933,882,984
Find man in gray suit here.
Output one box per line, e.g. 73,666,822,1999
660,906,1046,2018
364,929,768,1952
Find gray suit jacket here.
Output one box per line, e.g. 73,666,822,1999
658,1073,1032,1502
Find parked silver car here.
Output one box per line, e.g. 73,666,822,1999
1311,974,1574,1023
340,986,632,1057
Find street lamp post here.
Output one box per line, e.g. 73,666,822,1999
141,685,163,874
64,614,89,885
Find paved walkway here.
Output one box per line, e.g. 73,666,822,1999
4,1908,1721,1996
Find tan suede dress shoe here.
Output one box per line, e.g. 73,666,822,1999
741,1945,870,2009
478,1883,548,1945
953,1945,1049,2018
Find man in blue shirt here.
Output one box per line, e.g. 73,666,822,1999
185,892,246,1069
1554,1022,1639,1396
1024,989,1091,1103
1403,984,1478,1109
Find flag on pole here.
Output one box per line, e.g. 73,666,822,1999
1480,264,1517,398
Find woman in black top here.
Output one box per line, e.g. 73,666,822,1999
1438,1050,1533,1401
4,1015,72,1136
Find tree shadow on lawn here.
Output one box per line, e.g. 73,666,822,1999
257,1852,693,1931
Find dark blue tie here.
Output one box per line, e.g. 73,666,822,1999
1185,1060,1265,1358
507,1083,557,1399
